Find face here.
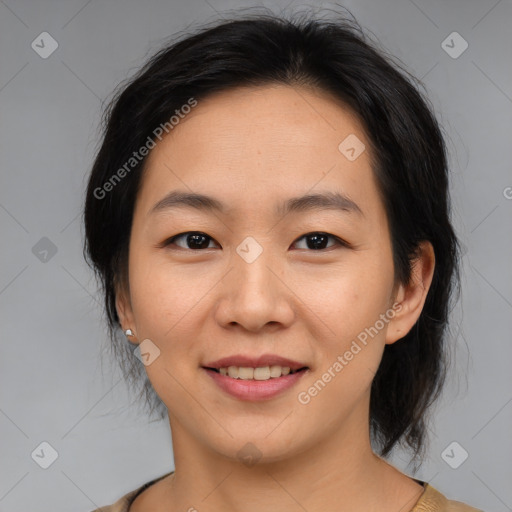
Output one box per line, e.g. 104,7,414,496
116,84,432,465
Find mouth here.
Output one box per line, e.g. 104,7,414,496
201,365,310,401
202,365,309,380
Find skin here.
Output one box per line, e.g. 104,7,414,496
116,84,435,512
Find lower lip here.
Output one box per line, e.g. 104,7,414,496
202,368,308,401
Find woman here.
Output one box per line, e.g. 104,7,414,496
83,9,481,512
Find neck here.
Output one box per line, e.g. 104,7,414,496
161,404,423,512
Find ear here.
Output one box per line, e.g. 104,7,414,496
115,280,139,345
385,241,435,345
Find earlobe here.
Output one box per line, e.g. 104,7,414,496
385,241,435,345
115,285,138,344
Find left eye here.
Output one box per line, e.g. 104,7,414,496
163,231,346,251
292,232,345,250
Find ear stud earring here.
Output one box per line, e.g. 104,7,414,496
125,329,134,337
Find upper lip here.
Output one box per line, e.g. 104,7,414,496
202,354,308,371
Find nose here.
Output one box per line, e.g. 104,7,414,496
214,244,295,333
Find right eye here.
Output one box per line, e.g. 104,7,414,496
164,231,219,250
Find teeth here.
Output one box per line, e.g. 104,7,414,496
217,365,294,380
238,367,253,380
254,367,270,380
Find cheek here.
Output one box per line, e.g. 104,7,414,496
296,274,392,411
128,251,209,343
127,258,206,403
303,259,395,391
298,259,393,334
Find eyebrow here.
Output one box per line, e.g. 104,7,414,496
148,190,364,218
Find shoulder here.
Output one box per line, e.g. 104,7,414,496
89,471,173,512
88,488,139,512
413,484,484,512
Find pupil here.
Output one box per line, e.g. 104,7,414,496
307,233,327,250
188,233,209,249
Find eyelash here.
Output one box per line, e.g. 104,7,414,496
162,231,349,251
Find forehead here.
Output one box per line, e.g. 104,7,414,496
136,84,379,219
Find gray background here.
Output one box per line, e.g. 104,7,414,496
1,0,511,511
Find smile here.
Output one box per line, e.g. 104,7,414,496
202,366,309,401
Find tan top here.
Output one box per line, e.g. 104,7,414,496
90,472,483,512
